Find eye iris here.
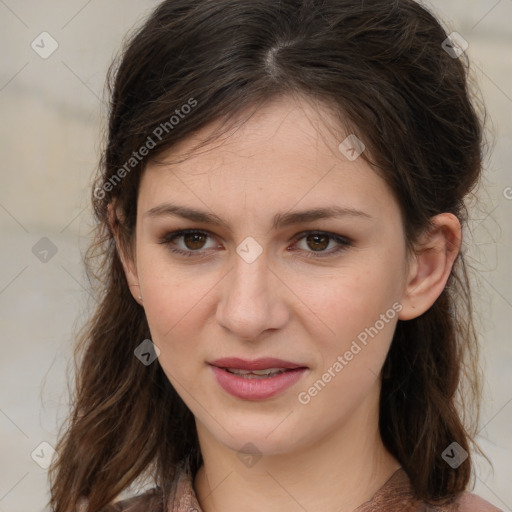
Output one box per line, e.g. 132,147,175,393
307,234,329,251
184,233,207,250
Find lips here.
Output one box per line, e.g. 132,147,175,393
208,357,308,400
209,357,306,371
225,368,288,377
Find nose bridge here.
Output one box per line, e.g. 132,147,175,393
216,248,287,339
227,251,271,313
228,231,270,299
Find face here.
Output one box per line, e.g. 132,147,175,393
124,94,412,456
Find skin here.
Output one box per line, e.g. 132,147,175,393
116,94,461,512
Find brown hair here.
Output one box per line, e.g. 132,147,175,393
48,0,489,510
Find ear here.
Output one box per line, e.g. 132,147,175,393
398,213,461,321
107,202,143,304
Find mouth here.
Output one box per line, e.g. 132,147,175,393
208,357,308,399
222,367,294,378
209,356,307,374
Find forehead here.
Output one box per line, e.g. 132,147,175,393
139,95,398,224
155,94,342,161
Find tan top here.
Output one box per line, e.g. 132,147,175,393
101,460,503,512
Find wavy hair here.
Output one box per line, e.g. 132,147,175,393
48,0,489,510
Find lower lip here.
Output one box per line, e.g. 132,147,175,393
210,365,307,400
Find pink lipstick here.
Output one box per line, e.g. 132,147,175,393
209,357,308,400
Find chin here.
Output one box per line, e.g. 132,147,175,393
200,412,311,457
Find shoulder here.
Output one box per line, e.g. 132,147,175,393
98,455,200,512
97,487,164,512
369,468,502,512
445,491,504,512
423,491,503,512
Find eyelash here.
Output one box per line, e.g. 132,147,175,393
159,229,352,259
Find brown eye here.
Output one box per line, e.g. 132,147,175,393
292,231,352,259
161,229,351,259
160,230,218,257
182,232,208,250
305,233,330,252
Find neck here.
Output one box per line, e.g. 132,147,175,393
193,387,401,512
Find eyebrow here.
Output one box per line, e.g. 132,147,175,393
144,203,372,230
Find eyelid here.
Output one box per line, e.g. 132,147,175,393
289,230,352,259
159,229,352,258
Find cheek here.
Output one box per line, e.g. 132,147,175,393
139,261,210,390
136,246,213,329
303,261,401,333
300,259,403,373
298,281,399,415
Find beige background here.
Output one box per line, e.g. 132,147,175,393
0,1,511,511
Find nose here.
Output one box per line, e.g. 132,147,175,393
215,251,289,341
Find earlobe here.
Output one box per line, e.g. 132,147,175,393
107,202,143,304
398,213,461,321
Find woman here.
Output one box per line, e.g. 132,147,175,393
48,0,502,511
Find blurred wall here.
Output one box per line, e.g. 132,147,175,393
0,1,511,511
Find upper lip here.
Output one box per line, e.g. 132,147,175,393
209,357,307,371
